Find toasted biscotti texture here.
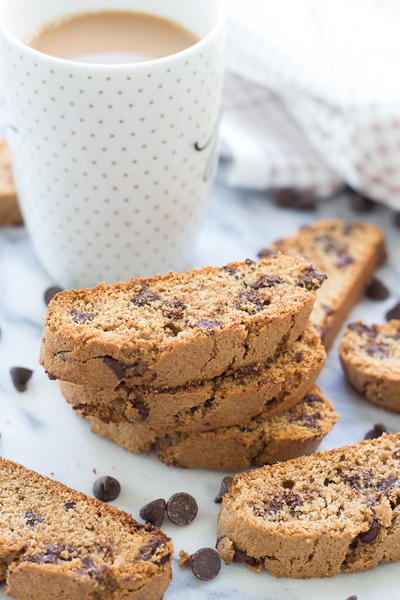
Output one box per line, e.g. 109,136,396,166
258,220,386,350
40,255,325,389
340,320,400,413
86,388,338,472
217,433,400,578
0,457,172,600
0,140,22,226
62,324,326,432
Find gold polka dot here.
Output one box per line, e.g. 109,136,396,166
69,74,74,78
117,91,123,95
107,105,113,109
98,90,103,95
87,75,92,80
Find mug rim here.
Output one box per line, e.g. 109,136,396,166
1,0,226,70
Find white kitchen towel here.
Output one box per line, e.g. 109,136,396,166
221,0,400,208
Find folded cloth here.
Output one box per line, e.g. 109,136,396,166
221,0,400,209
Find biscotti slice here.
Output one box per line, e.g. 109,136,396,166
0,140,22,226
40,254,325,389
217,433,400,578
258,219,386,350
62,323,326,433
0,457,172,600
87,388,338,472
340,320,400,413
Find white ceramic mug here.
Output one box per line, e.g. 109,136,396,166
1,0,225,288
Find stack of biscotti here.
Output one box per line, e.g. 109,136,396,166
259,219,386,350
40,255,337,471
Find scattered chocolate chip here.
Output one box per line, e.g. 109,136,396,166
258,247,278,258
236,289,270,312
347,322,377,337
322,304,334,315
336,254,355,268
102,356,125,380
223,265,237,275
365,343,389,358
365,277,390,301
77,557,106,582
214,476,233,504
24,510,44,527
357,519,381,544
10,367,33,392
195,318,221,329
135,537,169,563
251,275,282,289
27,543,70,564
294,351,303,363
44,286,63,305
346,596,358,600
234,549,259,567
64,501,76,511
130,287,161,306
92,476,121,502
190,548,221,580
245,258,255,265
386,301,400,321
297,267,327,291
166,492,198,526
132,397,150,421
71,308,94,324
162,300,186,319
377,476,398,491
275,187,297,208
393,211,400,228
303,393,324,404
364,423,388,440
139,498,166,528
347,187,375,213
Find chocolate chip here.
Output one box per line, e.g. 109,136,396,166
195,318,221,329
190,548,221,580
347,187,375,213
322,304,334,315
365,343,389,358
10,367,33,392
297,267,327,291
365,277,390,301
130,287,161,306
377,476,398,491
77,557,106,582
27,544,69,564
132,397,150,421
275,187,298,207
245,258,255,265
393,211,400,228
236,289,270,312
64,501,76,511
223,265,237,275
251,275,283,289
343,222,356,234
364,423,388,440
44,286,63,305
274,188,317,211
234,549,259,567
166,492,198,526
92,476,121,502
336,254,355,268
24,510,44,527
162,300,186,319
394,449,400,459
214,476,233,504
71,308,94,324
386,301,400,321
294,351,303,363
347,322,377,337
139,498,166,527
135,537,169,563
346,596,358,600
102,356,125,380
258,247,278,258
357,519,381,544
303,393,324,404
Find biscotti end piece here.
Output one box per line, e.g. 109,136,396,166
0,457,172,600
40,254,326,388
86,387,338,472
62,322,326,433
340,320,400,413
259,219,386,350
0,140,22,226
217,433,400,578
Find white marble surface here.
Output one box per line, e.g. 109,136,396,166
0,182,400,600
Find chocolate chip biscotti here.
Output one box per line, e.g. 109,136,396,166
62,323,326,433
0,140,22,226
217,433,400,578
340,320,400,413
40,255,325,389
0,457,172,600
87,388,338,472
259,220,386,350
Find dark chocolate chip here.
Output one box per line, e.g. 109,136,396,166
294,351,303,363
27,544,68,564
166,492,198,526
275,187,298,208
386,301,400,321
236,289,270,312
64,501,76,511
346,596,358,600
135,537,169,563
24,510,44,527
364,423,388,440
257,247,278,258
347,188,375,213
71,307,94,324
77,557,106,582
139,498,166,528
393,211,400,228
377,476,398,491
365,343,389,358
102,356,125,380
322,304,334,315
195,318,221,329
10,367,33,392
303,393,324,404
214,476,233,504
297,267,327,291
294,190,317,211
44,286,63,305
336,253,355,268
357,519,381,544
234,549,259,567
251,275,283,290
130,287,161,306
223,265,237,275
162,300,186,319
132,397,150,421
347,322,377,337
245,258,255,265
92,476,121,502
365,277,390,301
190,548,221,580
